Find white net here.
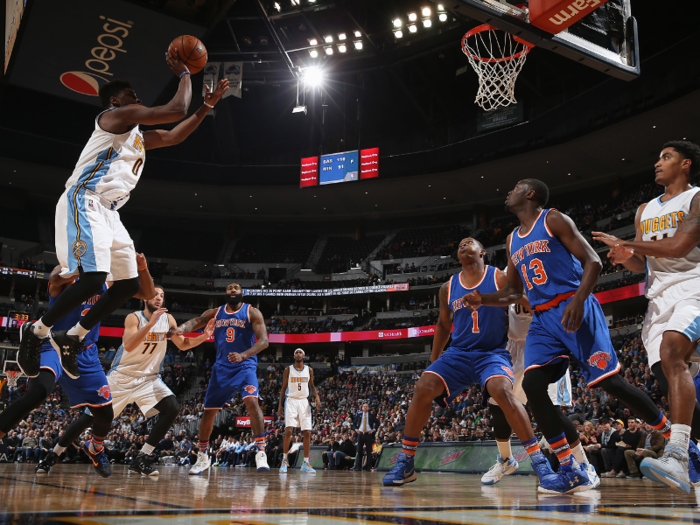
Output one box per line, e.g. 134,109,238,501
461,25,534,112
5,371,23,389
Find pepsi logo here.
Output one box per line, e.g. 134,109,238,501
60,71,108,97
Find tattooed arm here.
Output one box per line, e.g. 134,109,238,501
593,193,700,259
167,308,218,338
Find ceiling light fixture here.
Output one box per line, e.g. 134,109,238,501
338,33,347,40
309,49,318,58
408,24,417,33
354,41,363,50
393,18,402,28
422,18,432,27
422,7,431,16
439,13,448,21
354,30,362,38
394,30,403,38
408,12,417,21
324,35,333,43
325,46,333,55
338,44,347,53
309,38,318,46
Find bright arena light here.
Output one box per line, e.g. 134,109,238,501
354,41,363,50
324,35,333,43
338,33,347,40
354,30,362,38
422,7,431,16
423,18,432,28
393,18,402,28
439,13,448,21
325,46,334,55
408,12,417,21
309,49,318,58
394,30,403,38
338,44,347,53
304,68,323,86
408,24,418,33
309,38,318,45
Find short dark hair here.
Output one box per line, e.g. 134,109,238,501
663,140,700,177
522,179,550,207
99,79,132,109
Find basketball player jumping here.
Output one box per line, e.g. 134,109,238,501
278,348,321,473
464,179,674,491
383,238,567,493
0,254,155,478
169,282,270,475
17,46,229,382
593,141,700,493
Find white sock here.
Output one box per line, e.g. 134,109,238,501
141,443,155,455
67,323,89,341
32,319,51,338
496,440,512,460
282,453,288,459
304,457,309,464
53,444,66,455
669,424,692,453
572,443,587,465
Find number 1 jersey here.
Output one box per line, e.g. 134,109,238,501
214,303,257,369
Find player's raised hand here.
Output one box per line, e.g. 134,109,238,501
607,244,635,265
166,46,190,77
228,352,244,364
591,231,623,249
135,252,148,270
149,308,168,325
560,296,584,333
204,79,230,107
461,291,482,311
203,319,215,339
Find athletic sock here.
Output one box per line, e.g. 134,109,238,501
522,437,542,458
304,457,309,464
571,443,587,465
67,323,89,341
669,424,691,453
254,434,265,451
53,444,66,455
141,443,155,456
90,437,105,454
651,412,672,440
548,433,573,466
282,453,288,460
496,439,512,460
32,319,51,338
198,440,209,453
402,435,419,457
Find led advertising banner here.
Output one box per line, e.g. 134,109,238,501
243,283,408,297
319,150,359,185
300,156,319,187
360,147,379,179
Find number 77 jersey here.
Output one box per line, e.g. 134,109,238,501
509,209,583,309
110,311,170,377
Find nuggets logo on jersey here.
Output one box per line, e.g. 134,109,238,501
72,240,87,257
97,385,111,399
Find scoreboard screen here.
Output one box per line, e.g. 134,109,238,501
319,150,359,186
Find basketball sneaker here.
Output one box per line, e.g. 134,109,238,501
641,446,691,494
279,458,289,473
538,461,592,494
129,452,159,477
84,441,112,478
18,321,44,378
581,462,600,488
688,441,700,487
481,454,519,485
49,330,83,380
301,462,316,473
35,451,58,475
255,450,270,472
189,452,211,475
382,453,417,486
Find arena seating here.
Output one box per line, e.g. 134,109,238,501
231,234,318,264
315,235,384,274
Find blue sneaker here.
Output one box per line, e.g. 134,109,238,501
688,441,700,487
83,441,112,478
641,446,691,494
301,462,316,473
538,462,592,494
530,453,557,484
382,453,417,486
279,459,288,473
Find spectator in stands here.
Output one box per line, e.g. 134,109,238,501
331,431,355,470
624,422,665,479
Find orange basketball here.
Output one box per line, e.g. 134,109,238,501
170,35,208,74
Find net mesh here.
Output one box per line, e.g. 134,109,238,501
5,371,23,389
461,25,534,111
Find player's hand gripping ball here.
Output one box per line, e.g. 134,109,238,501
169,35,208,74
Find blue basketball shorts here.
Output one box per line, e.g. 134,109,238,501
423,347,514,407
40,343,112,408
524,294,620,387
694,370,700,405
204,363,260,409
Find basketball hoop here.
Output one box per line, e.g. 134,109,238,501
5,371,23,389
461,24,534,111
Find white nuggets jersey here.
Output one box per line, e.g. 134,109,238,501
110,311,169,378
64,109,145,209
286,365,311,400
508,303,532,342
640,187,700,300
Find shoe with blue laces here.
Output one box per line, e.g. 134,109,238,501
279,459,289,473
529,453,557,484
382,453,417,486
300,462,316,473
481,454,519,485
641,446,691,494
84,441,112,478
538,461,592,494
687,441,700,487
581,462,600,489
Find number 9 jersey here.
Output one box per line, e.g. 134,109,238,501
213,303,257,370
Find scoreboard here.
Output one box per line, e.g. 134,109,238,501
300,148,378,188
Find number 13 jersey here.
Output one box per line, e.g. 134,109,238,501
110,311,169,378
213,303,257,370
509,209,583,308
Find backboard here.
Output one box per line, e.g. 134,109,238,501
451,0,640,80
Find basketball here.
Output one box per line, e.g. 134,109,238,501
169,35,208,74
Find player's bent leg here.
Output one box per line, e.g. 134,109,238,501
383,372,445,487
83,404,114,478
553,408,600,488
0,370,55,438
244,397,270,472
132,396,179,477
651,362,700,441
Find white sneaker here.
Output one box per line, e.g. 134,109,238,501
582,462,600,488
256,450,270,472
189,451,211,475
481,455,519,485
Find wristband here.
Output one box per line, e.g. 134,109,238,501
203,101,215,109
179,70,191,79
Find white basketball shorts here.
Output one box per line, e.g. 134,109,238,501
642,279,700,368
107,370,174,418
490,339,572,407
55,186,137,281
285,397,312,431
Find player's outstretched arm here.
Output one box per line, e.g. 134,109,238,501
278,367,290,419
123,310,167,352
143,79,229,151
593,194,700,260
168,308,218,338
464,234,524,309
228,307,269,363
592,204,647,273
309,367,321,406
133,253,157,300
169,316,215,351
431,282,453,363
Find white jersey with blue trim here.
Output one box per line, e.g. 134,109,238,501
508,303,532,342
286,364,311,400
110,311,169,378
64,109,145,209
641,187,700,300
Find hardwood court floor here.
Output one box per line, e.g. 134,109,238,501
0,464,698,524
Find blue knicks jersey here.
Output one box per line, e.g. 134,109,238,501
448,265,507,352
213,303,257,369
44,283,106,350
509,209,583,308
